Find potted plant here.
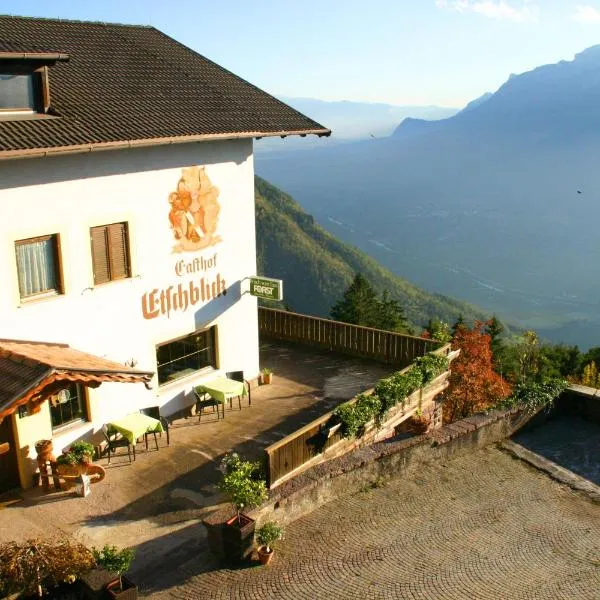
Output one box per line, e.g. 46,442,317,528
91,545,136,600
34,439,54,462
218,453,268,564
256,521,283,566
56,441,96,474
410,409,431,435
69,441,96,464
261,367,273,385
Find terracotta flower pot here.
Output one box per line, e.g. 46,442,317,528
262,373,273,385
35,439,54,461
257,545,274,565
106,575,138,599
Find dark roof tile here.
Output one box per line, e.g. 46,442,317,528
0,16,329,158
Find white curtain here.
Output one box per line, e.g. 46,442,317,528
16,239,57,297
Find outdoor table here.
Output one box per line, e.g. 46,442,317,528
195,377,247,418
108,413,164,447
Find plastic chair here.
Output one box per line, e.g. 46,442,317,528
194,389,222,421
226,371,251,410
102,424,135,463
140,407,170,449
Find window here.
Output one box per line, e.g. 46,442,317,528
50,384,88,429
157,328,216,385
15,234,62,300
0,73,36,111
90,222,131,285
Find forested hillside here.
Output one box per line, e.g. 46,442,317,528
255,176,489,330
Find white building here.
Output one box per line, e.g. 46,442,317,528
0,15,329,492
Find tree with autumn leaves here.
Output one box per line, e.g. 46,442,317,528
443,320,511,423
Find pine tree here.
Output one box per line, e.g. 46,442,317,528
378,290,408,332
331,273,380,327
485,315,505,373
330,274,408,332
451,314,465,336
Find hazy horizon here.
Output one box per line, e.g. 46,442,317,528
3,1,600,106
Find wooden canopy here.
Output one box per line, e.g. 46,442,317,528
0,338,153,421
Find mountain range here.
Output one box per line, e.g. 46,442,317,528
256,45,600,350
255,98,457,153
254,176,490,331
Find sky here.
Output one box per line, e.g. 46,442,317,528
2,0,600,107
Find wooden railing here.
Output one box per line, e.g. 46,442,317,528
258,307,438,367
265,405,346,488
260,307,452,488
264,346,453,489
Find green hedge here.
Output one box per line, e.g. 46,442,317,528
496,378,568,413
333,353,449,439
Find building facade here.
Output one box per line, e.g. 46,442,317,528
0,16,329,491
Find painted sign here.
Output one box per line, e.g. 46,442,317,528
169,166,222,253
249,276,283,301
141,252,227,320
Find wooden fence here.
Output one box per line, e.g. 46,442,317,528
258,307,437,367
260,307,452,488
264,348,453,489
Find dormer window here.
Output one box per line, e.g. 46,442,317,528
0,48,69,118
0,72,37,113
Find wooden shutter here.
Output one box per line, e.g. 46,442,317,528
90,222,130,284
90,226,110,285
107,223,130,280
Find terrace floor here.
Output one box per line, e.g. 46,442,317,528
146,446,600,599
0,340,393,573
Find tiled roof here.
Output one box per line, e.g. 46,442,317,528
0,39,61,53
0,16,330,159
0,338,153,419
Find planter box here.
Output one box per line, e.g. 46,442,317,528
106,575,138,600
76,568,118,600
222,514,255,564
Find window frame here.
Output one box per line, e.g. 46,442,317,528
90,221,132,286
14,233,64,301
50,384,89,431
0,65,47,113
156,327,217,386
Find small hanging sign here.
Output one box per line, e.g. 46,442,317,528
248,277,283,301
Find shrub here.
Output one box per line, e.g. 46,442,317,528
335,352,451,439
91,545,134,575
219,454,268,522
0,539,94,598
256,522,284,552
496,377,567,413
374,378,398,416
57,441,96,466
414,354,449,384
69,441,95,462
334,393,381,438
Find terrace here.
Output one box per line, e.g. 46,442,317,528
0,309,441,574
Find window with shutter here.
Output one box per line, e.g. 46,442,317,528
90,222,131,285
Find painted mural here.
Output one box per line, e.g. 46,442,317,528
169,166,221,253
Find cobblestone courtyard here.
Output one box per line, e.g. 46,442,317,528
144,446,600,600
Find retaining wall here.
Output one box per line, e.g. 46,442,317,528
249,406,533,528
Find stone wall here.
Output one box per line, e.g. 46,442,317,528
250,406,531,528
559,384,600,423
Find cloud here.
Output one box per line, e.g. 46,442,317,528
572,4,600,23
436,0,539,23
